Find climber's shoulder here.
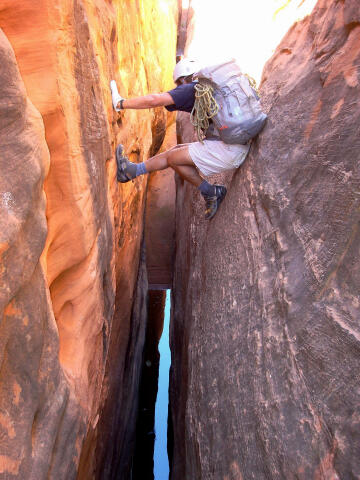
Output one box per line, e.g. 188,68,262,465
165,82,197,113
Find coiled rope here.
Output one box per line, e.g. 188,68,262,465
190,83,219,143
244,73,260,96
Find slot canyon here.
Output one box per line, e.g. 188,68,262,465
0,0,359,479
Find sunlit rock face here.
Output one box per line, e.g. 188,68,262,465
170,0,360,479
0,0,178,477
0,29,84,479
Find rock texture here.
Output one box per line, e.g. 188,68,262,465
146,123,177,289
0,0,178,478
170,0,360,479
0,29,85,479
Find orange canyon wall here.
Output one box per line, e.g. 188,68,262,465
0,1,178,478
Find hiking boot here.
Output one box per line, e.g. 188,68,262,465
203,185,227,220
116,144,137,182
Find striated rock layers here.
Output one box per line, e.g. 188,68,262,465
0,29,83,480
170,0,360,479
0,0,178,478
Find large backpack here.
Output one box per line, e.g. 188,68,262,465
193,59,267,145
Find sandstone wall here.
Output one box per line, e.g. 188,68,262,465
0,0,178,478
170,0,360,478
146,123,177,289
0,28,84,480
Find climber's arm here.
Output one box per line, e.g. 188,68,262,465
122,93,174,109
111,81,175,111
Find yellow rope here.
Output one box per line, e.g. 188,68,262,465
244,73,260,96
190,83,219,143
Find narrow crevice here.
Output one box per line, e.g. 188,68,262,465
132,290,168,479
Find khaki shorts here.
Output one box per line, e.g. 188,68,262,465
188,140,250,177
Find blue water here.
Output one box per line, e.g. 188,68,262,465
154,290,171,480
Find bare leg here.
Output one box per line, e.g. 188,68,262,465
117,142,224,219
165,146,226,220
144,145,202,186
144,150,170,171
167,146,203,187
143,144,193,172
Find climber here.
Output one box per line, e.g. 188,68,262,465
110,58,250,220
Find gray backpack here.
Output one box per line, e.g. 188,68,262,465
194,60,267,145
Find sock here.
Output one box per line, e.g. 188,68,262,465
198,180,216,197
136,162,148,177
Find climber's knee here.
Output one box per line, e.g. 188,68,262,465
167,146,192,168
167,152,176,168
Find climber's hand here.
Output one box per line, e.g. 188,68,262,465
110,80,125,112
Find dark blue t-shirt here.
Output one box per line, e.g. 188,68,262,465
165,82,196,113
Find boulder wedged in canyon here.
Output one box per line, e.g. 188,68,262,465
170,1,360,479
0,0,178,477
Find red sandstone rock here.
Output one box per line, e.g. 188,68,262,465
0,28,85,479
0,0,178,477
146,123,177,289
170,0,360,478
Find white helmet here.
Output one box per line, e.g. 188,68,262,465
173,58,198,83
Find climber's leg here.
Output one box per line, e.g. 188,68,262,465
116,144,195,183
163,146,203,186
165,146,227,220
116,143,226,219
